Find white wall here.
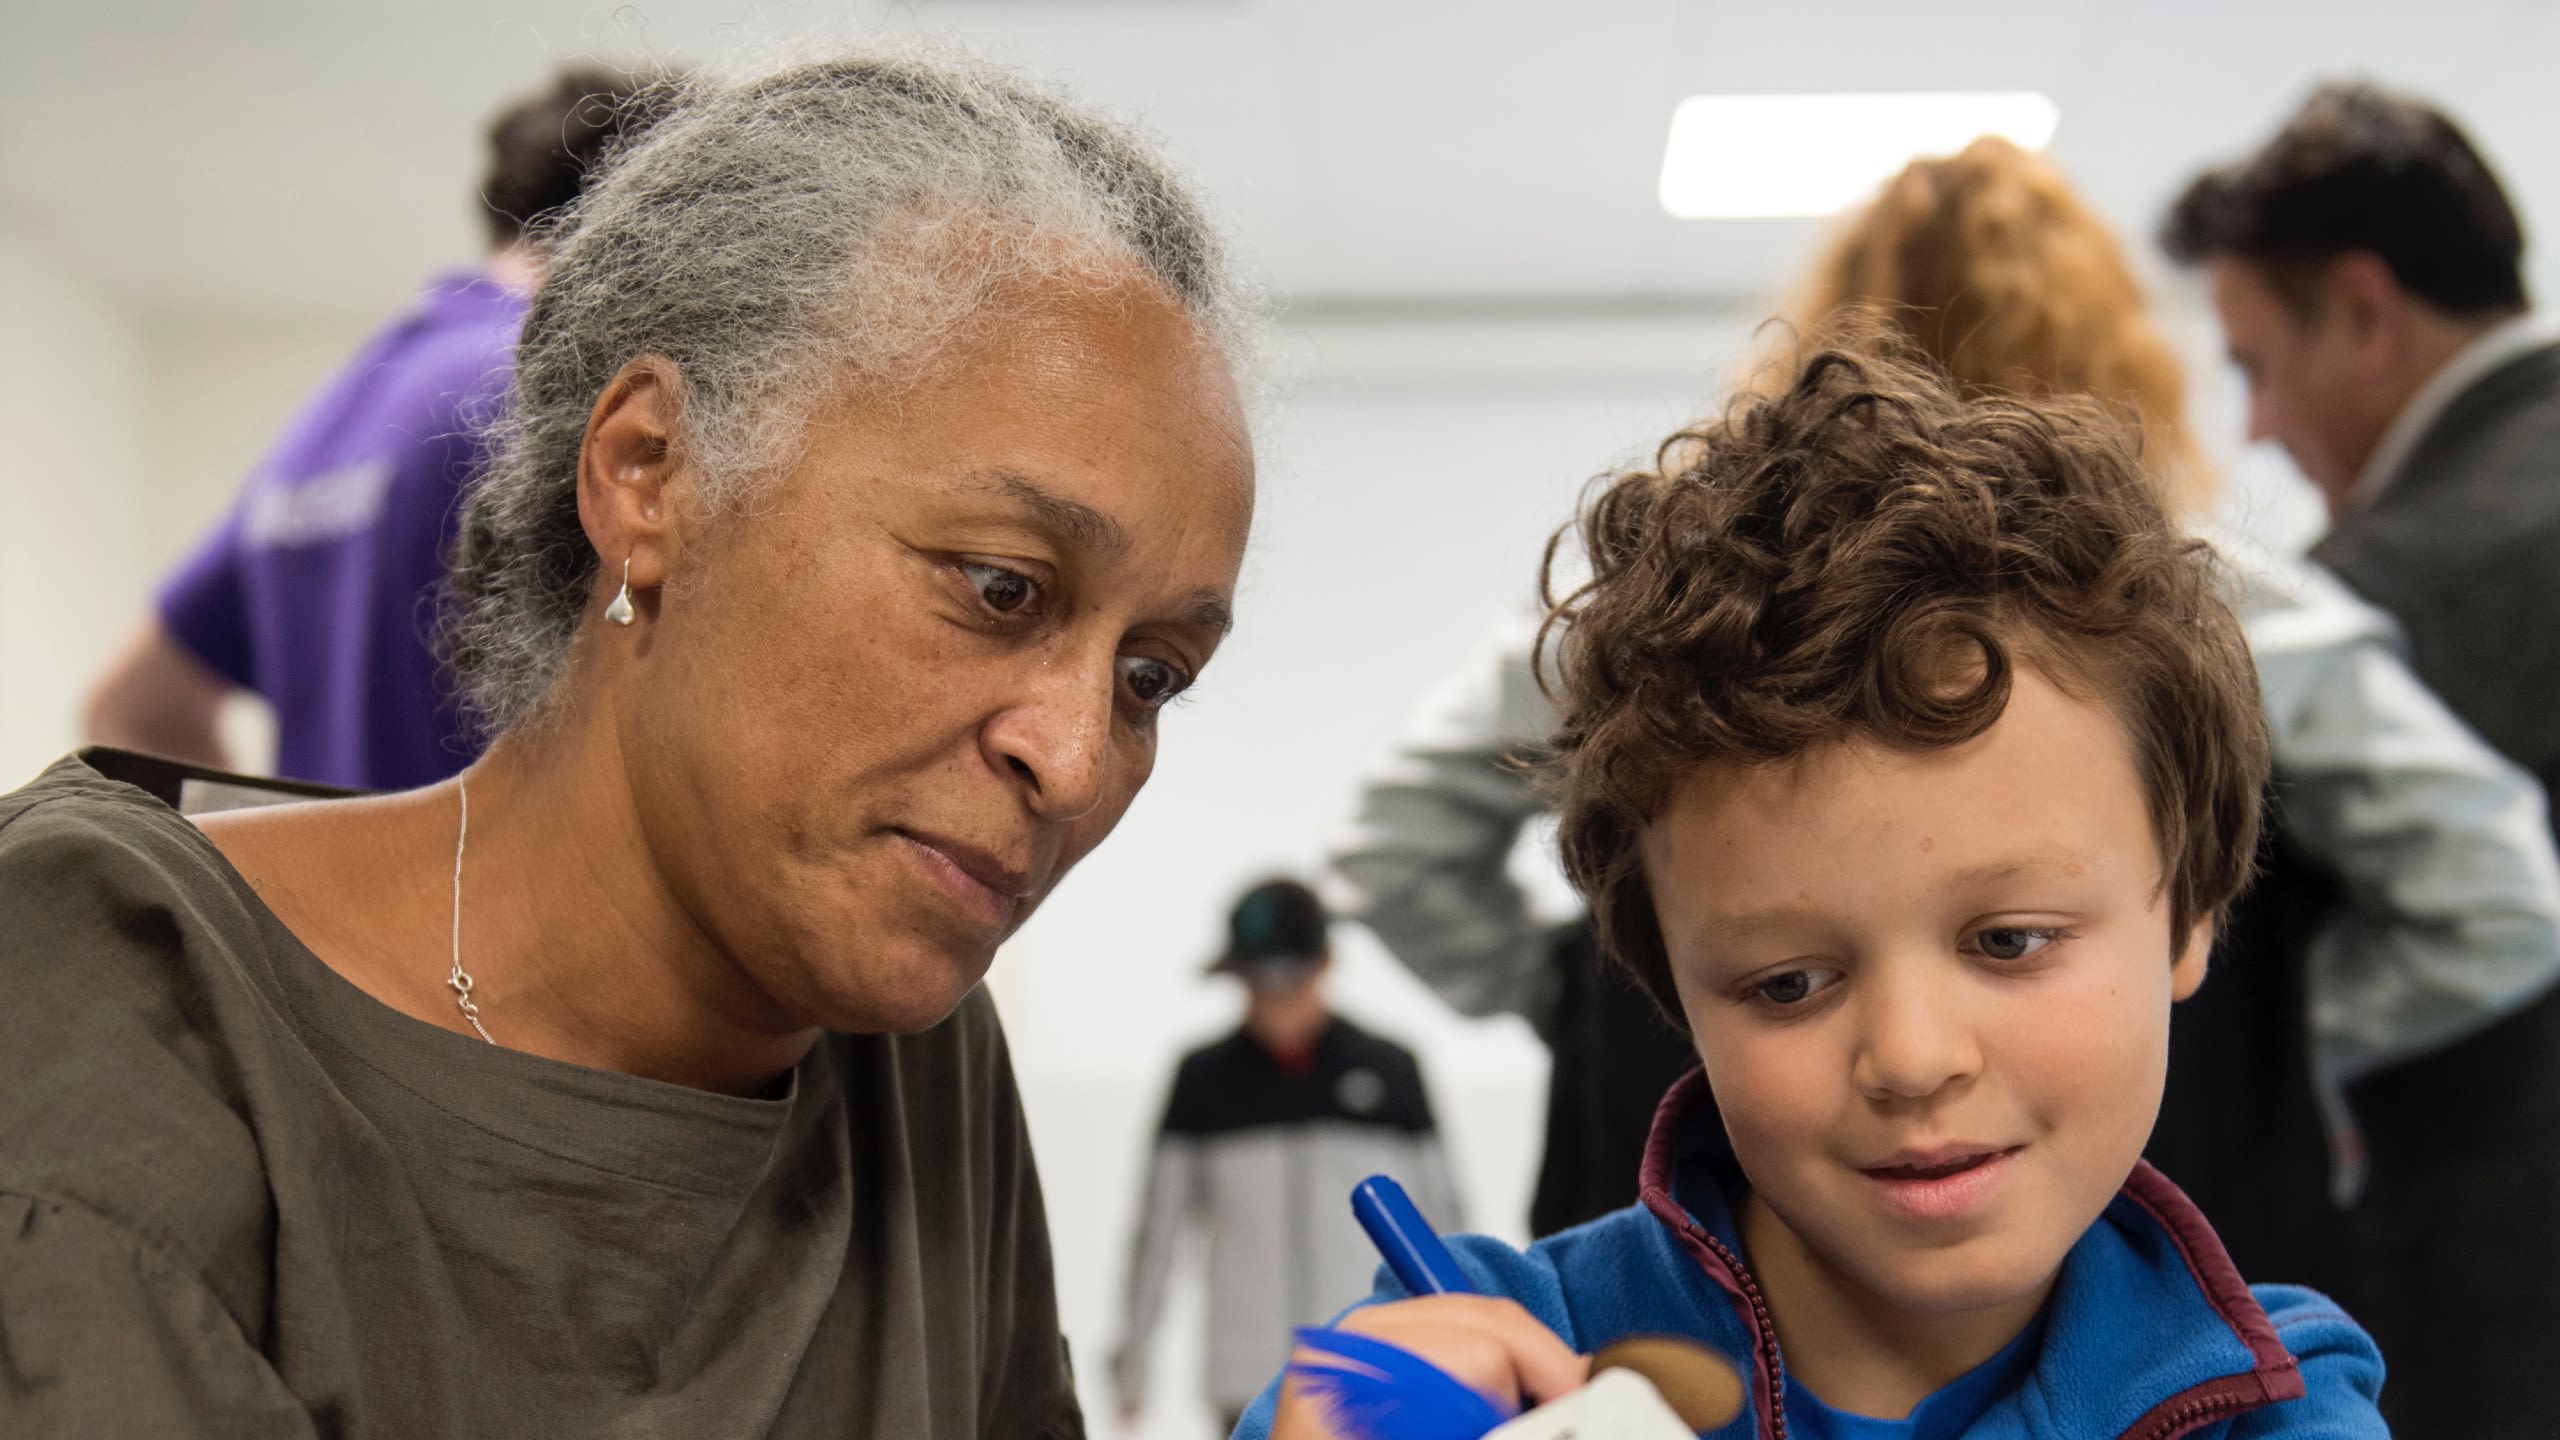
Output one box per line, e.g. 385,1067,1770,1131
0,273,361,788
0,230,148,789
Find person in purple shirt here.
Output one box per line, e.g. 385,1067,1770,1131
82,67,661,791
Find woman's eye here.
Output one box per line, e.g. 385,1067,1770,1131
961,562,1039,616
1117,654,1190,711
1973,926,2059,962
1753,969,1837,1007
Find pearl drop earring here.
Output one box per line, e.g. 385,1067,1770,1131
606,557,637,626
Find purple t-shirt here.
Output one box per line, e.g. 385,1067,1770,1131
159,272,528,791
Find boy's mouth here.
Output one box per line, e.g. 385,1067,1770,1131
1859,1145,2024,1221
1864,1146,2016,1181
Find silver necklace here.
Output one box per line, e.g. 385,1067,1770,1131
446,776,494,1044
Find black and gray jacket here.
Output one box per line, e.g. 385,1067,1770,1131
1109,1018,1461,1414
2303,328,2560,1433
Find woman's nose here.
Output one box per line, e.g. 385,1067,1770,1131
981,655,1115,822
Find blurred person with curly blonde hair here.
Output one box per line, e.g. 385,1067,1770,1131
1764,136,2210,514
1331,140,2560,1365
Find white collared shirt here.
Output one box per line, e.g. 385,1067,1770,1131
2349,310,2560,509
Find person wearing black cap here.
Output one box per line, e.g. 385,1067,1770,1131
1110,879,1461,1435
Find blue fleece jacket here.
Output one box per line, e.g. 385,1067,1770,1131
1234,1072,2384,1439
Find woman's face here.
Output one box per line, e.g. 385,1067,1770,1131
619,272,1253,1034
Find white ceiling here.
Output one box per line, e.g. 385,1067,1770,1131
7,0,2560,318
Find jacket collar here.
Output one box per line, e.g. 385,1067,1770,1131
1635,1069,2307,1439
2348,311,2560,510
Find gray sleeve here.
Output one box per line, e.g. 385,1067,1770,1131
0,1191,320,1439
1330,608,1568,1026
1107,1133,1199,1414
2225,538,2560,1096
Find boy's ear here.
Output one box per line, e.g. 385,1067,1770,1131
2170,916,2215,1001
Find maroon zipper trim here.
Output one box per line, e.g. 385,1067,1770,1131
1687,1220,1789,1440
2117,1163,2305,1399
2104,1165,2303,1438
2119,1371,2289,1440
1639,1069,1789,1439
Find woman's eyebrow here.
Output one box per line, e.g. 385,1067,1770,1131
963,468,1230,635
1182,589,1235,638
970,469,1130,559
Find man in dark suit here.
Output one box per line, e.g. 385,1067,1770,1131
2166,82,2560,1434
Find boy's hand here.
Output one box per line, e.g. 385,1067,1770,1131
1270,1295,1592,1440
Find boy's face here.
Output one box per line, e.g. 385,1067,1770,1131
1642,666,2209,1317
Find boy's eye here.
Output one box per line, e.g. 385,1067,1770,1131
1972,926,2059,962
1754,968,1839,1007
1117,654,1191,711
961,561,1040,616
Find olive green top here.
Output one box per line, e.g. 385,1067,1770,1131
0,756,1080,1439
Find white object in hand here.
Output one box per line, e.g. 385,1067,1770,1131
1481,1368,1701,1440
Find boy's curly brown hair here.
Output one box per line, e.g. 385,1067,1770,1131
1540,329,2271,1021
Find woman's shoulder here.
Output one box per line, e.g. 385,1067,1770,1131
0,755,255,903
0,756,280,1001
0,757,286,1315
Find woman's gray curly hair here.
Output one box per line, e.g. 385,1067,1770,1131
444,50,1253,735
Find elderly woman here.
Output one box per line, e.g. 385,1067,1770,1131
0,53,1253,1438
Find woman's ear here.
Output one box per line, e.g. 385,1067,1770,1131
575,356,687,603
2170,915,2215,1001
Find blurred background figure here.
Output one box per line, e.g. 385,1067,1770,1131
1112,879,1461,1436
2165,81,2560,803
2164,82,2560,1433
1332,133,2560,1391
79,67,662,790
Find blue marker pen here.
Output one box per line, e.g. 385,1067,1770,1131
1281,1176,1516,1437
1351,1173,1476,1296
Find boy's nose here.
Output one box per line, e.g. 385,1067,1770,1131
1850,967,1984,1101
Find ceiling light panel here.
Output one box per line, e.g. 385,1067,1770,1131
1657,92,2060,219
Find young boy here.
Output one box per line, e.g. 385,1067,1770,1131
1241,340,2387,1438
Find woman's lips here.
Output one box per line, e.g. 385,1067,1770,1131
1860,1145,2024,1222
893,831,1027,930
